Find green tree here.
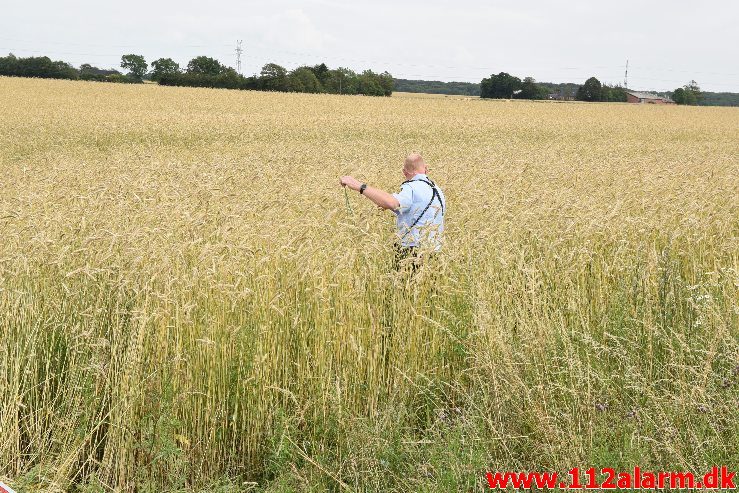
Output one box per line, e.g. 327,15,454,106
323,67,358,95
0,53,18,75
672,87,684,104
576,77,602,102
357,70,388,96
672,87,688,104
358,78,382,96
286,67,322,93
120,54,147,80
605,85,627,102
392,78,480,96
480,72,522,99
308,63,330,85
672,81,700,105
378,71,394,96
601,85,611,101
515,77,547,100
0,54,79,80
685,80,702,104
259,63,288,91
79,63,121,81
150,58,180,81
213,68,242,89
186,56,224,76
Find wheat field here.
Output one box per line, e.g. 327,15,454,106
0,76,737,492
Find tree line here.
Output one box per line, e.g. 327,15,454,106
158,58,393,96
0,52,721,105
573,77,628,102
694,92,739,107
481,73,551,100
395,77,737,105
0,53,393,96
393,78,480,96
479,72,706,105
576,77,702,105
479,72,628,102
0,54,79,80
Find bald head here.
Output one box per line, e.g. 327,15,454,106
404,153,427,175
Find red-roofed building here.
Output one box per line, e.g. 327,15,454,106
625,90,675,104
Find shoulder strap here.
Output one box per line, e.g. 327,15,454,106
398,178,445,240
404,178,445,216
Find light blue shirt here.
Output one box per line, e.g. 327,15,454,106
391,174,446,250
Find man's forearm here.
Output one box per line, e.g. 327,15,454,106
338,175,400,210
361,186,399,210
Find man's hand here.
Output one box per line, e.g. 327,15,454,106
339,175,362,192
339,175,400,211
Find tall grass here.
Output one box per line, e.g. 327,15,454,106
0,77,737,491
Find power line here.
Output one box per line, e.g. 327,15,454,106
0,47,120,57
244,41,739,78
0,36,232,49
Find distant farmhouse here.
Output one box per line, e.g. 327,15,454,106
625,90,675,104
547,91,575,101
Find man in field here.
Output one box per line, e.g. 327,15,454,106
339,153,446,268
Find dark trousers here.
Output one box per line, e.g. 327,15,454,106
394,244,440,272
394,244,421,272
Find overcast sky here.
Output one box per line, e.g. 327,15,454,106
2,0,738,92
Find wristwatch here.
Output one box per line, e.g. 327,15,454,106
359,183,367,194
